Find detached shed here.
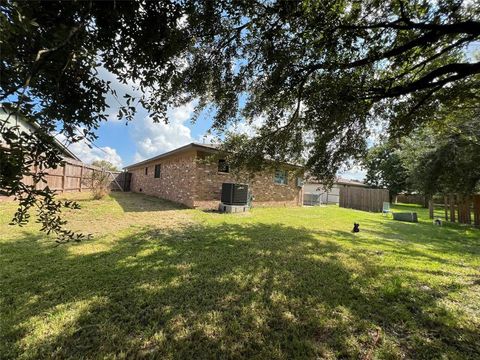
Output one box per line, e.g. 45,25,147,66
303,177,368,205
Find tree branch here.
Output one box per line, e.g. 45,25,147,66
375,61,480,98
306,27,473,74
26,23,84,89
338,20,480,36
383,35,476,84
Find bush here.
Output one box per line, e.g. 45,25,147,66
91,170,111,200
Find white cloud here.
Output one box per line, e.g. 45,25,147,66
56,133,123,169
338,164,366,181
195,131,218,145
131,102,195,162
176,14,189,30
191,116,266,149
225,116,265,138
97,65,143,98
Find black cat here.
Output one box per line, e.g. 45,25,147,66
352,223,360,233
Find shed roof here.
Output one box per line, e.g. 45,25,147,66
305,175,368,187
336,178,368,187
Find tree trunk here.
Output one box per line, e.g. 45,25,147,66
444,195,449,222
449,194,456,223
428,198,434,219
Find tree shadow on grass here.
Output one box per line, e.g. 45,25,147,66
361,217,479,258
1,223,479,359
109,192,190,213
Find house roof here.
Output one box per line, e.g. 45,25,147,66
0,104,81,161
124,142,303,170
124,142,219,169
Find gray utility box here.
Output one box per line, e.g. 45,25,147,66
392,212,418,223
218,203,249,213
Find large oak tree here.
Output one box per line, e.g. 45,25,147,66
1,0,479,239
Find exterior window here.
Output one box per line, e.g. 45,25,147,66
145,167,148,175
218,159,229,173
274,169,288,185
154,164,161,178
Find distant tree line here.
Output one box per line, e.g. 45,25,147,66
1,0,478,240
363,98,480,203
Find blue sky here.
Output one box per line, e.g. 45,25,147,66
65,41,479,181
88,100,215,166
64,66,216,169
64,66,367,180
79,41,478,179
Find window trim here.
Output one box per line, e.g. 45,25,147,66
217,159,230,174
154,164,161,178
274,169,288,185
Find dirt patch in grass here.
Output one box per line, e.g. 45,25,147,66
59,192,196,237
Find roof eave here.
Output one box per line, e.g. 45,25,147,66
123,142,304,170
123,143,203,170
1,103,81,161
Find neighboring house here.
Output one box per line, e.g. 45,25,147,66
124,142,304,208
303,177,368,204
0,104,80,161
0,104,107,194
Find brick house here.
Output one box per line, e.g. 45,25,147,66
124,143,304,208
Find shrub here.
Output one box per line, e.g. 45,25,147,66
91,170,111,200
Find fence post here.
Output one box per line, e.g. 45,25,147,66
474,195,480,227
458,195,466,224
466,196,472,225
79,165,84,192
462,195,468,224
33,164,39,190
61,164,67,193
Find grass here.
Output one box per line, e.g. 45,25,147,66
1,192,479,359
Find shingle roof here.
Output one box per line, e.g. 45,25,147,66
335,178,368,187
124,141,303,170
124,142,219,169
1,103,81,161
305,175,368,187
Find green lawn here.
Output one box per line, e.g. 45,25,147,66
1,192,479,359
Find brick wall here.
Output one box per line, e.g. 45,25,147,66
128,149,303,209
129,150,197,207
194,151,303,209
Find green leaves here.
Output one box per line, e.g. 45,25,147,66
91,160,118,172
1,0,479,240
363,142,409,200
396,97,480,196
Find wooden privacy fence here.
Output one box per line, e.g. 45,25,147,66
429,194,480,227
23,158,130,192
396,193,426,207
339,187,389,212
